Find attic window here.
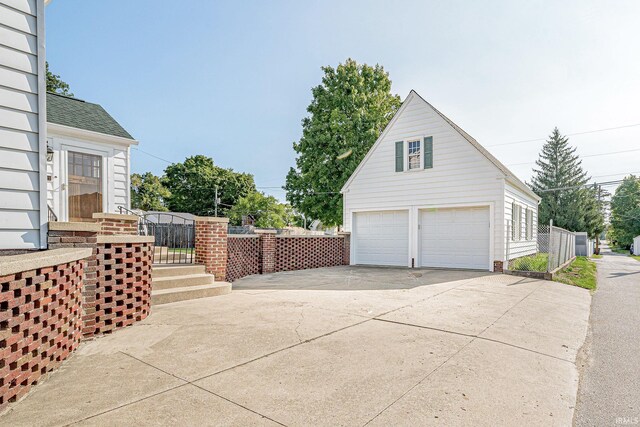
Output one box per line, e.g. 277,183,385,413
407,140,421,170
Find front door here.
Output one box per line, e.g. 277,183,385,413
67,151,103,222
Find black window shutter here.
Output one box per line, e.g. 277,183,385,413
395,141,403,172
424,136,433,169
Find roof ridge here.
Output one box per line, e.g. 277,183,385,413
46,91,86,102
409,90,539,200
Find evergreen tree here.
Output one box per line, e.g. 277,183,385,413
285,59,401,225
530,128,603,235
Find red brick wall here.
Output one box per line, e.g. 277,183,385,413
226,236,260,282
48,230,98,337
93,243,152,336
0,259,84,410
94,218,138,236
274,236,346,272
224,233,350,281
258,232,276,274
195,218,228,281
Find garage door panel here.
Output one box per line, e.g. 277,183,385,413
354,210,408,266
420,207,490,270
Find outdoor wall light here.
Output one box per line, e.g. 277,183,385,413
46,145,54,162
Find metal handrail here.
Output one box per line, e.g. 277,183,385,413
119,207,195,265
48,205,58,222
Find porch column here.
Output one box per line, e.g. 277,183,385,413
194,217,229,281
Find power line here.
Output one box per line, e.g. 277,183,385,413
507,147,640,167
486,122,640,148
131,147,174,164
535,179,625,193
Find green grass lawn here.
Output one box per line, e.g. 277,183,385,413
591,254,603,259
554,256,597,290
632,255,640,262
611,246,630,255
166,248,194,254
509,253,549,272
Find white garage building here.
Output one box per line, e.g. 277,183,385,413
342,90,540,271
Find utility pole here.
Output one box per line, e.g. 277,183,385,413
214,187,219,217
595,183,601,254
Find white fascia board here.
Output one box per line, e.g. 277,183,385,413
506,176,541,202
47,122,139,147
341,91,417,193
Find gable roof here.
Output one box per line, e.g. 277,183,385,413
46,92,135,140
341,90,540,201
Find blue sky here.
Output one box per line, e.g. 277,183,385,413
45,0,640,200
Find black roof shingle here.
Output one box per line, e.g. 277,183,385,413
46,92,135,140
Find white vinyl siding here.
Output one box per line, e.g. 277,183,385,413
47,131,132,221
504,181,538,260
0,0,45,249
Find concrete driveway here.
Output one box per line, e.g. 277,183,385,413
0,266,591,426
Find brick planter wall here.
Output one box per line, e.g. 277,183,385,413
274,236,346,272
0,249,90,410
93,240,152,336
226,236,260,282
223,230,351,282
48,223,100,337
47,223,153,338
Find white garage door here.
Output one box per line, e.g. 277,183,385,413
420,207,490,270
354,210,409,266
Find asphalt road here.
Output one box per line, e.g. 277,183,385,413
575,244,640,426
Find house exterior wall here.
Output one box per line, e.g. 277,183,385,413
342,93,505,269
46,129,132,220
0,0,47,249
504,180,539,260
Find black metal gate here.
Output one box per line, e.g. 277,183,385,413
120,208,195,264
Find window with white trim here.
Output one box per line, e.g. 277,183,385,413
511,203,522,241
407,140,421,170
525,208,533,240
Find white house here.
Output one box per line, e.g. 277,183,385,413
633,235,640,256
46,93,137,222
0,0,48,249
341,90,540,271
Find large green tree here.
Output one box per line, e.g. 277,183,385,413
131,172,170,211
46,62,73,96
228,192,294,228
163,155,255,216
285,59,401,226
609,175,640,247
530,128,604,236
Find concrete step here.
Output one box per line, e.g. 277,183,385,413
153,264,206,278
153,273,214,290
152,283,232,305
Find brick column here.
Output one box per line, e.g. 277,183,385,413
92,213,139,235
194,217,229,281
48,222,100,336
339,232,351,265
256,230,276,274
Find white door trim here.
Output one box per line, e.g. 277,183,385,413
57,142,113,222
